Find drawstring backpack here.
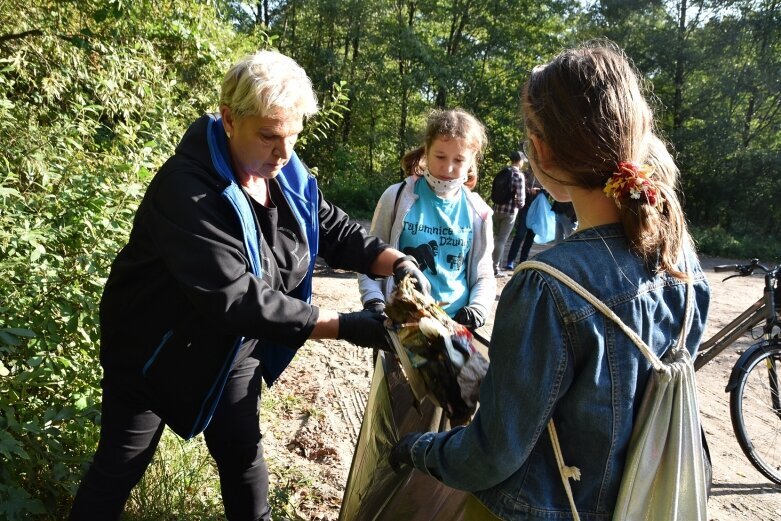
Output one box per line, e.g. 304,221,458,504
518,260,708,521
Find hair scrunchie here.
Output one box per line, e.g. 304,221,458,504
604,161,664,208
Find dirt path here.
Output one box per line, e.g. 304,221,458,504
263,246,781,520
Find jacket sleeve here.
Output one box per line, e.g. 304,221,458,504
466,193,496,318
316,189,390,274
357,183,402,306
145,168,316,347
410,270,572,490
515,171,526,208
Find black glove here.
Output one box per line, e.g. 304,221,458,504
392,255,432,297
453,306,486,330
388,432,424,473
337,310,391,350
363,298,386,315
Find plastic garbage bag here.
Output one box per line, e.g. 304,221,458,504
338,353,469,521
525,193,556,244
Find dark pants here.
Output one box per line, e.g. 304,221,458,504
69,354,270,521
505,204,535,266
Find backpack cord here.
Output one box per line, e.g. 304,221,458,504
547,419,582,521
518,258,693,519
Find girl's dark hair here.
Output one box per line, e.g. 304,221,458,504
401,108,488,178
522,41,689,278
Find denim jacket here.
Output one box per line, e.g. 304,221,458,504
409,224,711,520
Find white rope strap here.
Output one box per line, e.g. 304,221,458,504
519,258,694,521
547,420,581,521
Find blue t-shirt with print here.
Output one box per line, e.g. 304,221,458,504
398,178,473,316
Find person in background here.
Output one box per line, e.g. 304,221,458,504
503,152,541,270
69,50,429,521
388,41,710,520
358,108,495,331
490,151,526,276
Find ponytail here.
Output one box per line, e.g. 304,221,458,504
523,42,691,279
401,146,426,177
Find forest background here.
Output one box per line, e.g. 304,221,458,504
0,0,779,519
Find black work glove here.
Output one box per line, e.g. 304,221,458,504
388,432,424,473
337,310,391,350
363,298,386,315
453,306,486,330
392,255,432,297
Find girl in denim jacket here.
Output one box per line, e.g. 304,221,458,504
389,42,711,520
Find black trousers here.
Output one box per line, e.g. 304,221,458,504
505,204,535,266
69,353,270,521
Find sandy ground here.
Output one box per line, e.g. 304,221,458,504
262,241,781,520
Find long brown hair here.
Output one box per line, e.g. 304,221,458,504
401,109,488,183
522,41,689,278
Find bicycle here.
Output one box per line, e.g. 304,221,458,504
694,258,781,485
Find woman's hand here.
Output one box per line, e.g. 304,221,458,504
388,432,424,472
453,306,486,330
337,310,392,350
392,255,432,297
363,298,386,314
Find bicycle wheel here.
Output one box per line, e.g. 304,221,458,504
729,342,781,485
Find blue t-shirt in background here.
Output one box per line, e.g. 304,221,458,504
398,179,473,316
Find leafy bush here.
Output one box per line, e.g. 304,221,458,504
692,225,781,262
123,431,223,521
320,174,395,221
0,2,245,517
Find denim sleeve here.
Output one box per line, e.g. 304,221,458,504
410,269,570,490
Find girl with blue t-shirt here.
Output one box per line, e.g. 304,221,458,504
358,109,495,330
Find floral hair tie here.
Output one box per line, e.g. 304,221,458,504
603,161,663,208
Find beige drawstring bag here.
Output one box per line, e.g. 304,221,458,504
519,260,708,521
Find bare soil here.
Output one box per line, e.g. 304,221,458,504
262,241,781,520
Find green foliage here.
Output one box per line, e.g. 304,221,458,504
581,0,781,257
320,169,394,220
0,1,252,517
691,224,780,262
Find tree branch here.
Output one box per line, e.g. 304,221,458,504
0,29,43,44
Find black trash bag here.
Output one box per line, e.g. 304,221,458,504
339,353,470,521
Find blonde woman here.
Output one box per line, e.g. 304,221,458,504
70,50,427,520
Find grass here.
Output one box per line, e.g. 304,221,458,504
115,380,324,521
122,430,223,521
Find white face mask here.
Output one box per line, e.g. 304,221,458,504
422,170,466,198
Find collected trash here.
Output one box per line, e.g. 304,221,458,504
385,275,489,426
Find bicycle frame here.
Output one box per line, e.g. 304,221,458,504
694,298,767,371
694,262,780,372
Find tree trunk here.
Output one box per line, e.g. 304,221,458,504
342,29,360,143
435,0,472,108
672,0,687,131
397,1,416,166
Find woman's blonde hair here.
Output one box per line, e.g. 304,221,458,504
522,41,689,277
220,50,319,120
401,108,488,178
